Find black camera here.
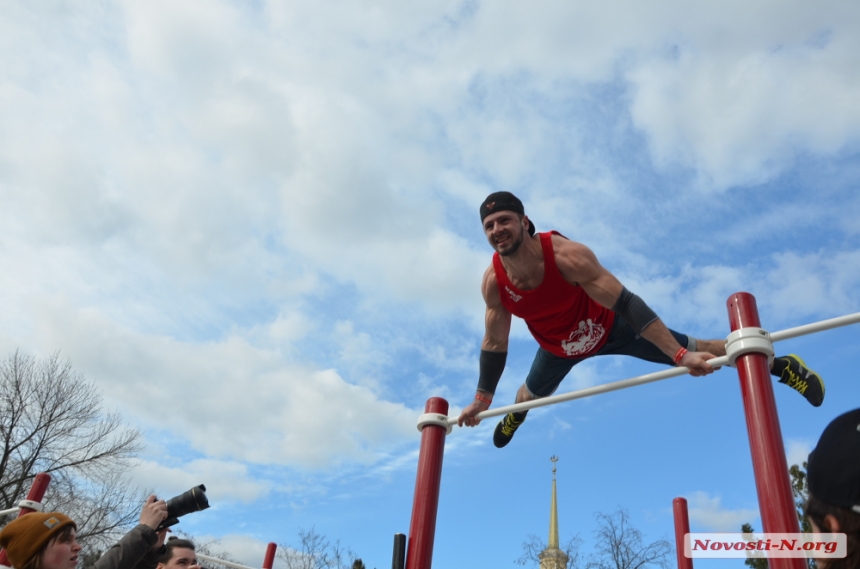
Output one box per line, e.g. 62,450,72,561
157,484,210,530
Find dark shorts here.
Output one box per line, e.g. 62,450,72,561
524,316,694,398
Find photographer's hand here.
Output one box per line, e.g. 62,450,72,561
140,495,168,530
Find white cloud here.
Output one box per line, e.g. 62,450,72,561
122,0,248,80
686,491,759,532
548,417,572,440
626,3,860,190
130,459,271,503
785,438,813,469
199,534,286,569
253,311,317,349
762,250,860,321
4,0,858,325
0,297,420,469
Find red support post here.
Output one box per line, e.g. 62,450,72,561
727,293,805,569
0,473,52,567
672,497,693,569
405,397,449,569
261,543,276,569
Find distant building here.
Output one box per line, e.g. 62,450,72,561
539,456,569,569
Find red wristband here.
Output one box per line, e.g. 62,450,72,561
673,347,688,365
475,394,493,405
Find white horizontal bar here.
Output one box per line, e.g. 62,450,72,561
770,312,860,343
0,507,21,518
196,553,259,569
447,355,731,426
447,310,860,427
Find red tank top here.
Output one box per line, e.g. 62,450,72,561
492,231,615,358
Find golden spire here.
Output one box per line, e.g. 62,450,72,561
548,455,559,549
539,455,569,569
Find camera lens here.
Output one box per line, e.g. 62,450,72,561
165,484,210,519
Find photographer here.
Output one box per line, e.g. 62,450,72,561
156,538,200,569
805,407,860,569
0,495,168,569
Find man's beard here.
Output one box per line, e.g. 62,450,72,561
497,228,524,257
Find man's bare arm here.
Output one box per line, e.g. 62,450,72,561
482,266,512,352
552,236,716,376
458,266,512,427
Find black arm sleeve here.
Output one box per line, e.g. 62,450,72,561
611,287,660,335
477,350,507,395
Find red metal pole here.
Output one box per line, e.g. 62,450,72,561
261,543,276,569
672,497,693,569
0,473,52,567
404,397,449,569
727,293,804,569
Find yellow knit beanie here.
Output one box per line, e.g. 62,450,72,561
0,513,76,568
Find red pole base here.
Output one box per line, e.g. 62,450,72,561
405,398,448,569
262,543,276,569
727,293,805,569
673,497,693,569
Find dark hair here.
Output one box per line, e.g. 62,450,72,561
805,495,860,569
159,538,196,565
18,526,77,569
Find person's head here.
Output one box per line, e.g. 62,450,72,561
805,407,860,569
479,192,535,256
0,513,80,569
158,538,199,569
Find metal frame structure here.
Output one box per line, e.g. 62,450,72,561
403,292,860,569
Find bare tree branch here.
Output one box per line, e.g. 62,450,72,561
517,533,582,568
586,509,671,569
0,350,145,553
278,527,359,569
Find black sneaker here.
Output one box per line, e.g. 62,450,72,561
772,354,825,407
493,412,527,448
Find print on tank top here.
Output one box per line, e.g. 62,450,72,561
505,286,522,303
560,318,605,356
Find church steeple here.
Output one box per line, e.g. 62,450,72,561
539,456,569,569
548,455,560,549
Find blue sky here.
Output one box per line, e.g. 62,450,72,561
1,1,859,568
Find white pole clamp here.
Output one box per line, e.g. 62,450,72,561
18,500,43,512
416,413,453,434
725,327,774,367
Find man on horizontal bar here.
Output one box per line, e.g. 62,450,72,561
457,191,825,448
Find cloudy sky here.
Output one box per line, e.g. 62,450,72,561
2,1,859,568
